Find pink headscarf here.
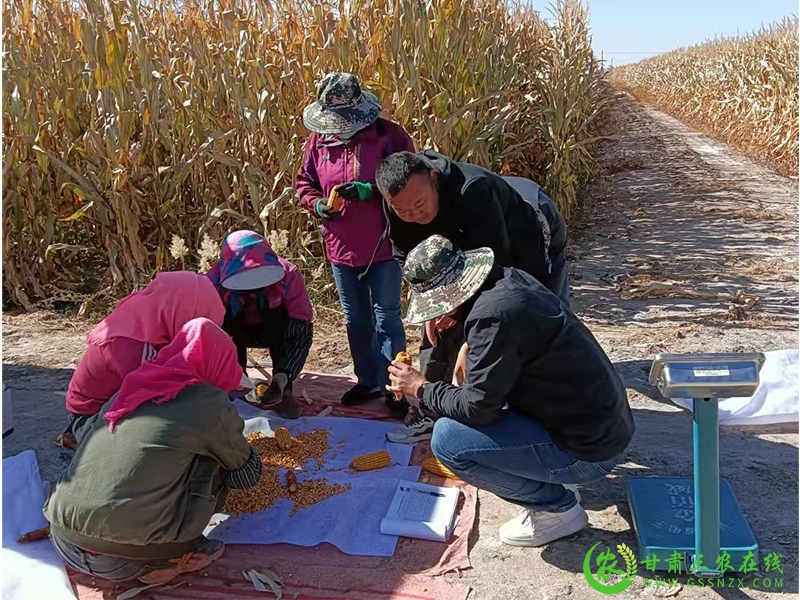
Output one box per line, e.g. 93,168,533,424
104,318,242,430
88,271,225,347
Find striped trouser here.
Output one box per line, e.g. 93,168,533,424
281,318,314,381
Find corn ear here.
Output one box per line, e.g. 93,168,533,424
275,427,292,450
391,351,413,399
328,187,343,212
422,456,460,479
350,450,391,471
285,470,298,493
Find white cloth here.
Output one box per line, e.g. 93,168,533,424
671,349,799,425
204,401,421,557
2,451,76,600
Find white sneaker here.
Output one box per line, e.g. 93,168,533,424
499,503,589,547
385,414,435,444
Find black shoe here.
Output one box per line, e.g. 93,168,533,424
341,383,383,406
276,388,302,419
261,373,288,406
384,392,410,419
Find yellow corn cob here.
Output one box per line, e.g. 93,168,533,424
328,187,343,212
422,456,460,479
274,427,292,450
256,383,269,397
391,351,413,399
350,450,391,471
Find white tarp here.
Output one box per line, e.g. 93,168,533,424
671,349,799,426
2,450,76,600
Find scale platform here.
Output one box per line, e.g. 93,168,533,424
628,477,758,570
628,353,764,576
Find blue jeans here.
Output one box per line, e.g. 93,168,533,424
431,409,622,513
331,260,406,388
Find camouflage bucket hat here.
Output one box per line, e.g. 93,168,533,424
403,235,495,325
303,72,382,137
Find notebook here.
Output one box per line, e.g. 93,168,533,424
380,479,460,542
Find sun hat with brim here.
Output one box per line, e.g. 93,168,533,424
403,235,495,326
208,230,286,291
221,265,285,290
303,72,382,137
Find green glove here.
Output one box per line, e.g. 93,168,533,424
336,181,374,202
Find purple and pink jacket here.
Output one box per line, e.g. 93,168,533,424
296,118,415,267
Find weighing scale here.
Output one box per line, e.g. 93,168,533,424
627,353,765,576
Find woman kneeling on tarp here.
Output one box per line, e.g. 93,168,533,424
64,271,226,443
45,318,260,584
207,230,314,419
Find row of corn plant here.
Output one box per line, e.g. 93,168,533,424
3,0,604,311
610,18,798,177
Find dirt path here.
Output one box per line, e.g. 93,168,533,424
2,92,798,599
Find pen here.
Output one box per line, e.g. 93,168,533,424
401,486,445,498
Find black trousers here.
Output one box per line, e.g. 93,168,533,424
223,305,313,383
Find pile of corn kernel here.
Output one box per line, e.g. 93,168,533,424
223,429,351,516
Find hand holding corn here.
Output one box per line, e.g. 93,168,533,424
387,357,427,406
327,187,344,212
390,351,412,399
315,188,342,221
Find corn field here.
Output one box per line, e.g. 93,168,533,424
611,18,799,177
3,0,605,312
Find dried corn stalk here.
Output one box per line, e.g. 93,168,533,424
611,18,798,176
2,0,602,308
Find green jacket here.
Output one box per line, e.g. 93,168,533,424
44,382,250,559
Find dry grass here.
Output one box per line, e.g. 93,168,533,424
3,0,605,311
610,18,799,177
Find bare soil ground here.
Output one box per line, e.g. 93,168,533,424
2,91,798,598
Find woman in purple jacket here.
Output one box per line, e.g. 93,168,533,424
297,72,414,416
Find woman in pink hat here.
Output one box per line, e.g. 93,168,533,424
207,230,314,419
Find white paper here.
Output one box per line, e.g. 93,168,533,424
380,480,460,542
2,451,76,600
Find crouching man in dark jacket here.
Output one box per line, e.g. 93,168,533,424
376,150,568,442
388,236,633,547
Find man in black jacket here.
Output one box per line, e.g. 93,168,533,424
376,151,568,440
388,235,633,547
